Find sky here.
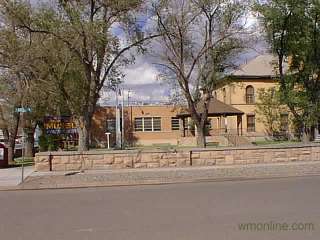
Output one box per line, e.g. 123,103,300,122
29,0,268,106
99,6,268,106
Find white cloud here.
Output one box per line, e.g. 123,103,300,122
123,61,159,85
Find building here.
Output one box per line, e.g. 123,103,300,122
92,99,246,147
91,55,304,147
214,54,287,141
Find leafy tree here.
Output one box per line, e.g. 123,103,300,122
255,87,287,136
255,0,320,142
2,0,159,151
153,0,249,147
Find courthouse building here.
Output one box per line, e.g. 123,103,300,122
91,55,294,147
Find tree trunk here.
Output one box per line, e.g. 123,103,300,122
76,114,92,152
7,136,16,165
196,124,206,148
3,113,20,165
302,125,311,143
24,128,35,158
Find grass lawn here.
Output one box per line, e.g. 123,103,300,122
14,157,34,167
252,140,301,146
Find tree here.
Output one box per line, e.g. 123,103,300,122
3,0,159,151
0,18,31,163
153,0,248,147
255,87,287,136
0,6,71,160
255,0,320,142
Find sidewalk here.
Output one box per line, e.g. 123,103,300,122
9,161,320,190
0,166,34,188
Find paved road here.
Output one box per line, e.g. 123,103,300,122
0,176,319,240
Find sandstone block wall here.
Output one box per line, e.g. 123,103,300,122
34,144,320,172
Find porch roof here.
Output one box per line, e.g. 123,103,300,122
176,98,244,118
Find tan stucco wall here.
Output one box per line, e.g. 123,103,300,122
92,77,287,146
214,78,280,138
92,105,183,146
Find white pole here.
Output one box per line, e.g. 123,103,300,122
21,126,25,183
115,87,121,148
106,133,110,149
121,89,125,149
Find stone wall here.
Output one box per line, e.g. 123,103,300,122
34,144,320,172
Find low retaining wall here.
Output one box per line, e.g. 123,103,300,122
34,144,320,172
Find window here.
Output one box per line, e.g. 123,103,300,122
134,117,161,132
280,113,289,132
247,115,255,132
144,117,152,132
246,85,255,104
222,88,226,103
153,117,161,131
134,118,143,132
171,117,180,130
106,119,116,133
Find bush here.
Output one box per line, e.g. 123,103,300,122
39,135,60,151
38,135,48,152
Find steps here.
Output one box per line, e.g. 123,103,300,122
314,134,320,142
225,135,253,147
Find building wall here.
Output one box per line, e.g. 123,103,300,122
214,78,283,139
92,105,183,146
92,78,289,146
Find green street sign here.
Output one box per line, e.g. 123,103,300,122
15,107,32,113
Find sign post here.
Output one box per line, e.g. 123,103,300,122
105,132,111,149
15,107,32,183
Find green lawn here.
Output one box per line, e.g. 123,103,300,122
252,140,300,146
14,157,34,167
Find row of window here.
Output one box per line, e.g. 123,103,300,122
106,114,289,133
107,117,180,132
217,85,255,104
134,117,162,132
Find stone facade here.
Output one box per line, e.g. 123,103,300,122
34,144,320,172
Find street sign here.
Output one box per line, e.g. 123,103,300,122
15,107,32,113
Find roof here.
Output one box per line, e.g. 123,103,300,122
177,98,244,117
231,54,288,78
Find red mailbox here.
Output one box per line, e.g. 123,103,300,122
0,143,8,168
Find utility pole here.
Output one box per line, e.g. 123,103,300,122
121,88,125,149
127,89,132,147
115,87,121,149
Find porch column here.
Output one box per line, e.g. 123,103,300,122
179,118,185,137
240,115,243,136
224,116,228,133
237,115,241,136
220,115,226,134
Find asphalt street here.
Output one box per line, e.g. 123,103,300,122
0,176,319,240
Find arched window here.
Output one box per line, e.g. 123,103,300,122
222,88,226,103
246,85,255,104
